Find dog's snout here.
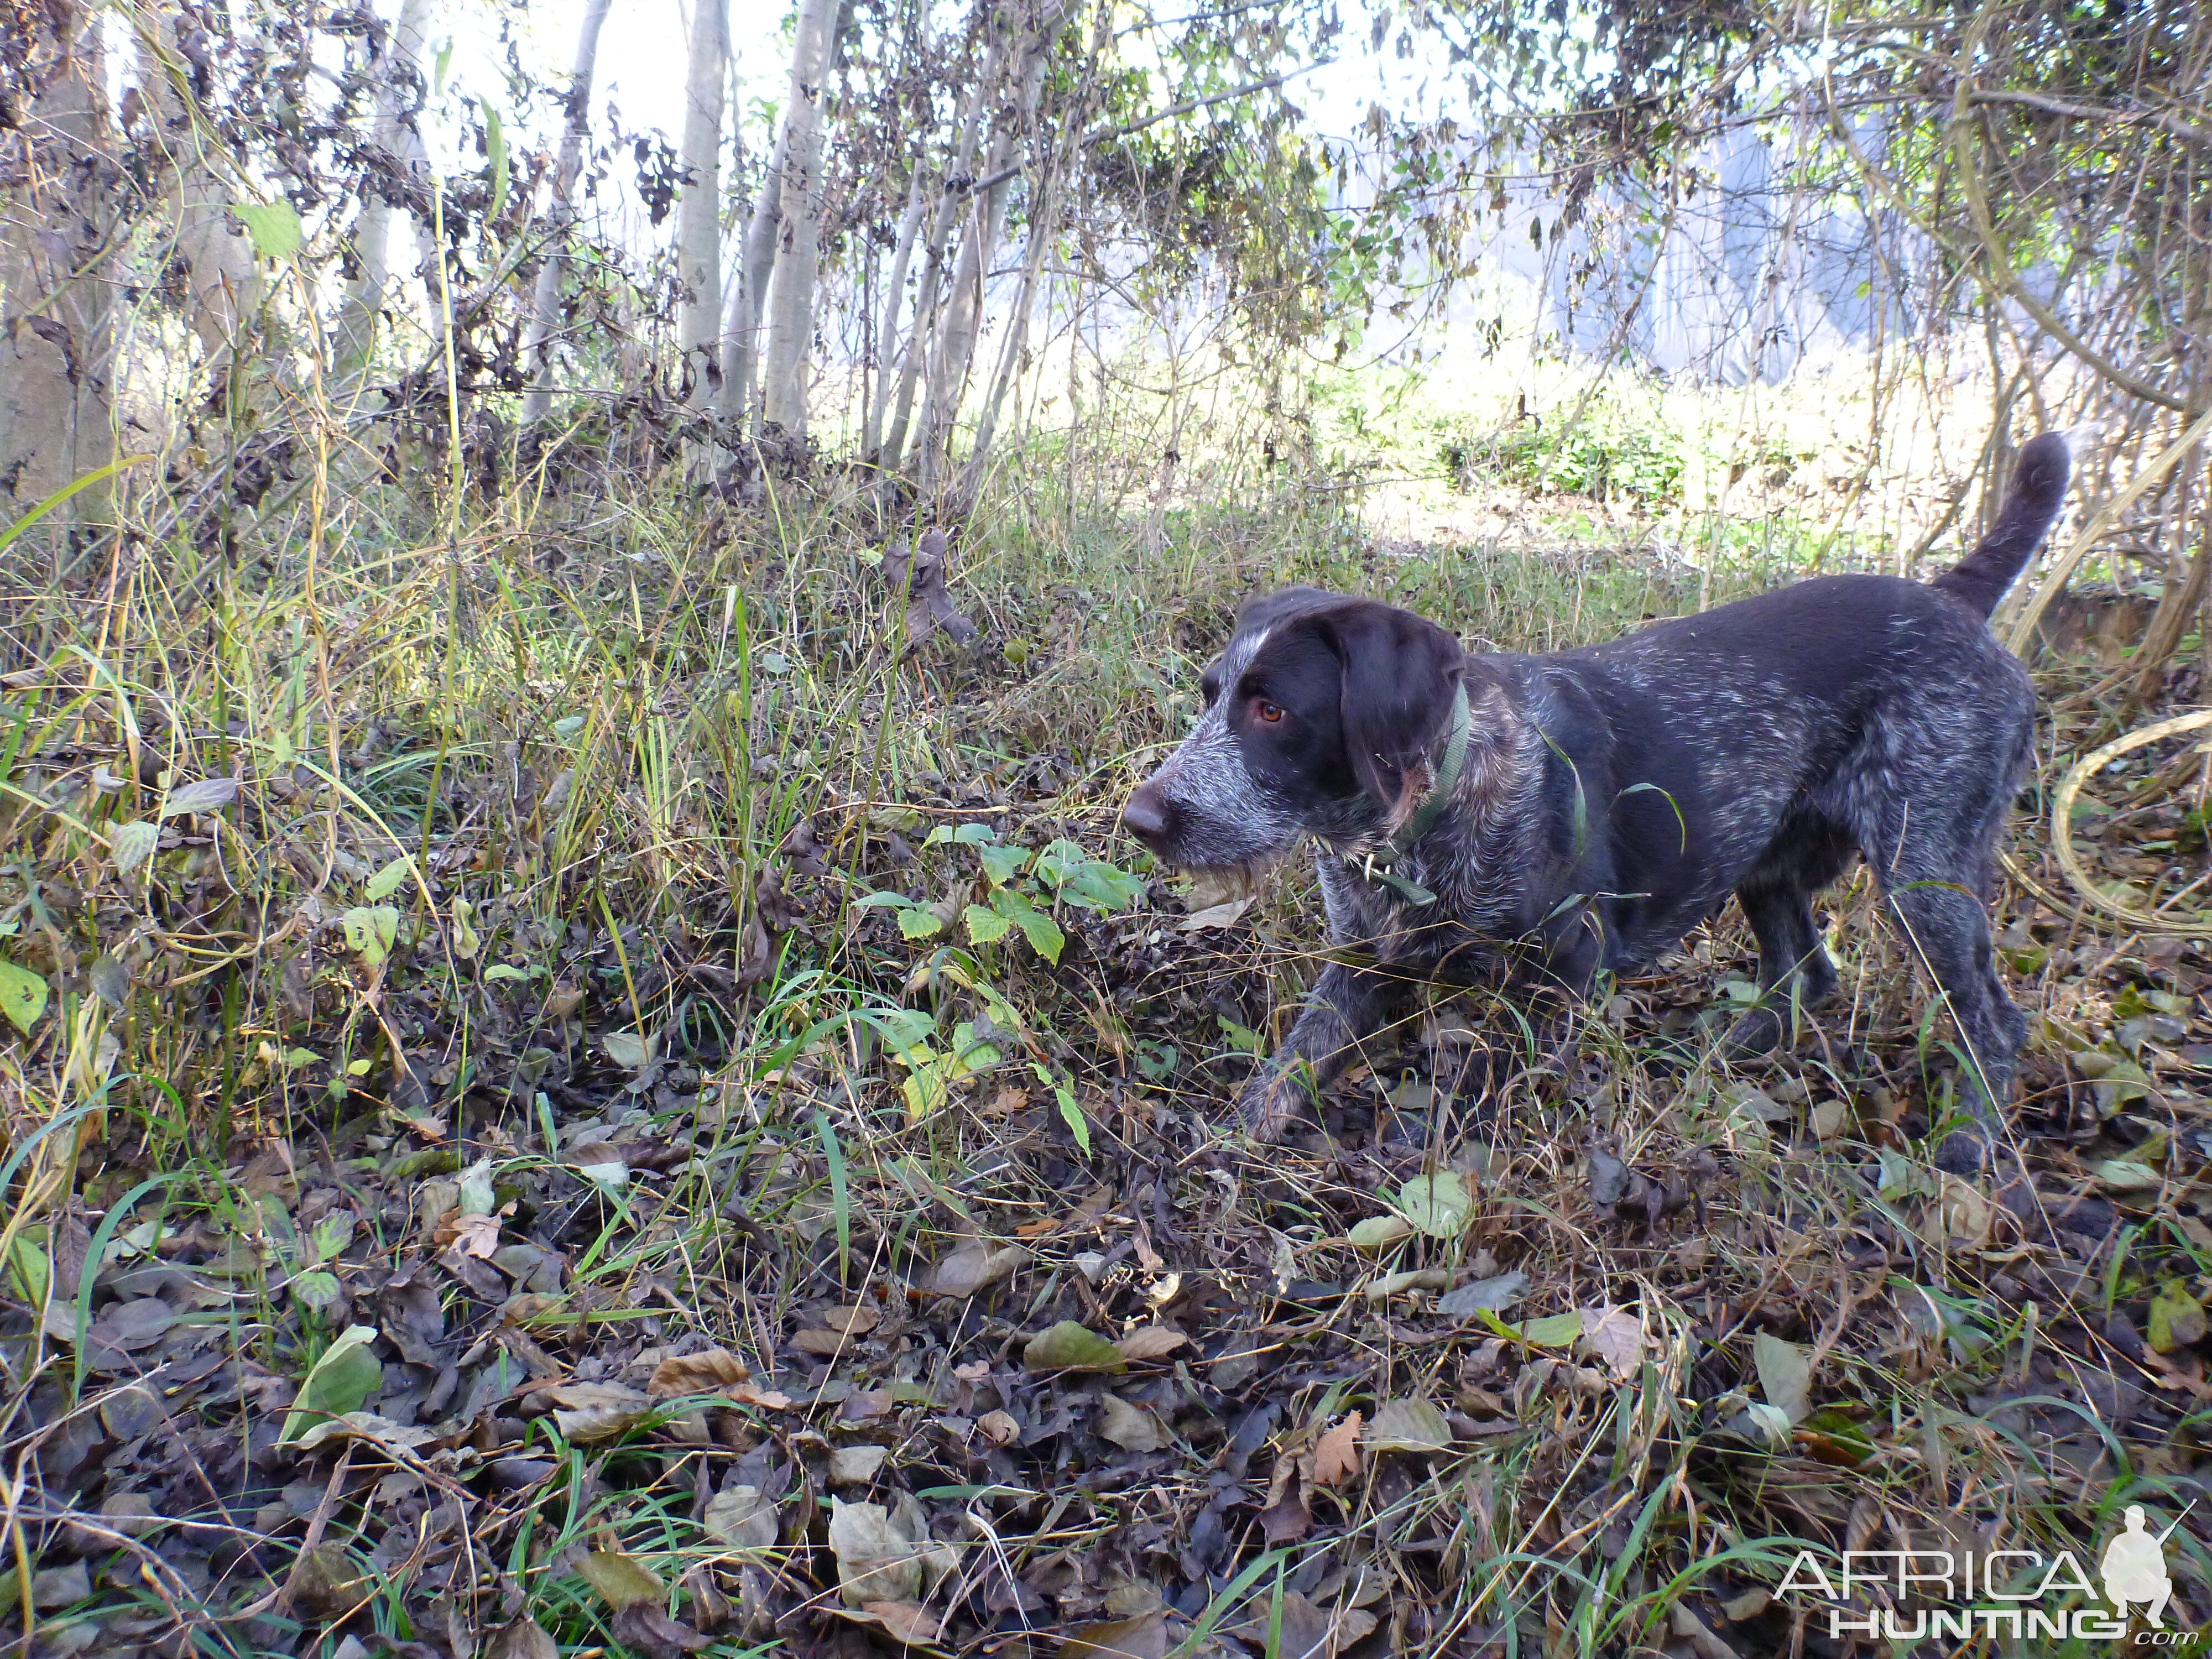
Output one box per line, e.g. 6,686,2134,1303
1121,780,1179,851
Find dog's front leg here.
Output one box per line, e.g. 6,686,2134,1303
1501,911,1608,1083
1237,962,1411,1141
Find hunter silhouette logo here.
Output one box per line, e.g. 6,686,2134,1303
1776,1501,2198,1642
2102,1504,2187,1629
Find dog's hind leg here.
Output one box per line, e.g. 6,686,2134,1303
1238,962,1416,1141
1882,870,2026,1171
1854,797,2026,1172
1844,695,2033,1172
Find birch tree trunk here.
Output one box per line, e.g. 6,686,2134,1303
962,2,1102,488
723,128,786,431
675,0,728,415
335,0,438,397
759,0,841,435
0,0,116,533
915,2,1067,494
518,0,610,424
138,7,263,404
862,162,928,462
962,153,1060,489
879,17,1006,472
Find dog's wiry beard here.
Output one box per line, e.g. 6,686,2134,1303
1176,860,1278,909
1129,687,1317,881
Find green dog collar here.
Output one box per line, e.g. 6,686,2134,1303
1349,679,1471,907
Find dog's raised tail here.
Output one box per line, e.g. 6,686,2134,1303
1929,429,2081,619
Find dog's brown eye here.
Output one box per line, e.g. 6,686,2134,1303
1254,700,1285,724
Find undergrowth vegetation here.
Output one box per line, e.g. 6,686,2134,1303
6,410,2212,1659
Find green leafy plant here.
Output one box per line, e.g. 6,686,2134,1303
871,1000,1009,1120
857,823,1145,965
1444,395,1686,505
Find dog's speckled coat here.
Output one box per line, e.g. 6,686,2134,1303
1121,432,2078,1170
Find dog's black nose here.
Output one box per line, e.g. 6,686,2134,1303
1121,782,1178,851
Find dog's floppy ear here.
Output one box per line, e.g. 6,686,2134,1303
1312,601,1465,815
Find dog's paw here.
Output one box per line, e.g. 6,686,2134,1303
1235,1066,1309,1143
1933,1124,1997,1177
1439,1044,1500,1110
1717,1007,1787,1061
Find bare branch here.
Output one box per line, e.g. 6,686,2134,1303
1967,87,2212,150
961,63,1329,200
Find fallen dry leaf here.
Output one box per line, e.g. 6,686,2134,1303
578,1547,662,1609
484,1616,558,1659
702,1484,778,1550
1256,1455,1310,1543
1180,896,1253,930
841,1388,894,1422
827,1497,936,1607
831,1601,942,1647
1366,1397,1450,1453
286,1542,367,1621
1061,1610,1171,1659
831,1444,891,1483
1931,1173,1992,1245
1436,1270,1530,1319
1754,1332,1813,1426
1024,1320,1129,1373
610,1600,713,1657
1097,1393,1168,1452
1229,1591,1376,1659
881,526,978,648
1578,1305,1646,1381
820,1303,882,1337
727,1382,794,1411
925,1239,1029,1297
1722,1587,1772,1622
451,1209,500,1259
1113,1325,1187,1361
2151,1280,2208,1352
647,1346,750,1398
1312,1411,1362,1486
1181,867,1261,909
535,1381,653,1443
291,1411,439,1454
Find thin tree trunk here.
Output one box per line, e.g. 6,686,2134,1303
961,153,1060,491
724,141,784,434
335,0,436,395
963,1,1100,491
393,25,440,292
2128,456,2209,712
0,0,116,536
916,2,1066,495
714,46,753,428
138,6,263,401
676,0,728,415
863,162,928,462
519,0,611,424
760,0,841,435
880,16,1004,473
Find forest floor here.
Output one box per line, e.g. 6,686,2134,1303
3,444,2210,1659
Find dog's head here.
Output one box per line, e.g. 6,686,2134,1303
1121,586,1468,879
